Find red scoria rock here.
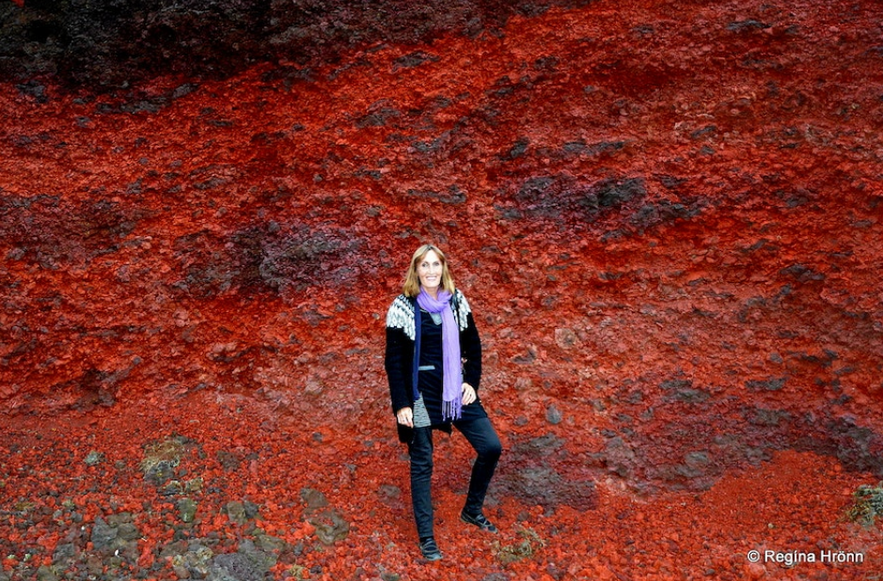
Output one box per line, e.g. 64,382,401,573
1,0,882,579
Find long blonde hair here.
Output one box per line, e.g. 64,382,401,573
402,244,456,297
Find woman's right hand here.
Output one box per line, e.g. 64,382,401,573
396,407,414,428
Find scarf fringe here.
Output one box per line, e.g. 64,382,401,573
443,398,463,422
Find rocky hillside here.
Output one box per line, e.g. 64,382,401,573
1,0,882,579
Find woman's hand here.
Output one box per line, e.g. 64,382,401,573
396,407,414,427
461,383,477,405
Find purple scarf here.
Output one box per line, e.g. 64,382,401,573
417,289,462,421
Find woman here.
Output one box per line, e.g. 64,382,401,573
384,244,503,561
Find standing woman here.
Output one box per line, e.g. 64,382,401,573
384,244,502,561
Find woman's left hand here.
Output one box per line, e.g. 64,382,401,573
461,383,477,405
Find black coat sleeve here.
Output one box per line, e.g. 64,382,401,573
459,297,482,392
385,323,413,415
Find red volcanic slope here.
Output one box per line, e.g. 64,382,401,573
1,0,882,579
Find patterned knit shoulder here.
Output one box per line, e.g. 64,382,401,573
385,290,472,338
453,289,472,330
385,294,416,339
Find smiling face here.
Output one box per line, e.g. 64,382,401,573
402,244,454,298
417,249,443,296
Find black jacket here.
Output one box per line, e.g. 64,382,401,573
384,290,482,437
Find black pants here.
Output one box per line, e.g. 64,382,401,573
407,417,502,540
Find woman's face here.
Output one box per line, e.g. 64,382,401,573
417,250,443,294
